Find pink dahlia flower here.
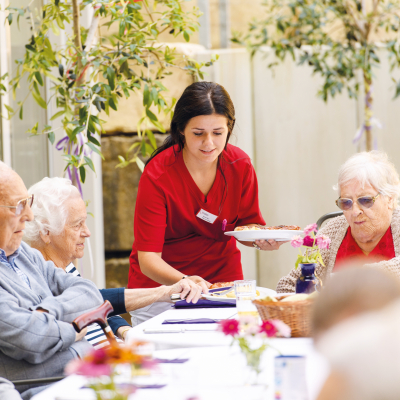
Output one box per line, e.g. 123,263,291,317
270,319,291,338
260,320,278,337
291,235,304,248
65,358,112,377
304,223,318,236
218,319,240,336
302,235,315,247
316,235,331,250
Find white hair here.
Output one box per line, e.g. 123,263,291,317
334,151,400,208
23,177,81,244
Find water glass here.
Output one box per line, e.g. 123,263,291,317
234,280,258,319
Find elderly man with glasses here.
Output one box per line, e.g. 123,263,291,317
277,151,400,293
0,162,103,399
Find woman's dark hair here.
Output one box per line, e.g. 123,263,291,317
146,81,235,165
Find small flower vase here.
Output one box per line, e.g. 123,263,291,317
295,263,320,294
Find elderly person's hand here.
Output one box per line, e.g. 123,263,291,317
165,278,204,304
74,327,88,342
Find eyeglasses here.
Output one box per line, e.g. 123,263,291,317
0,195,34,215
335,193,380,211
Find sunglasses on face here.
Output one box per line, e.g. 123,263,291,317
335,193,380,211
0,195,34,216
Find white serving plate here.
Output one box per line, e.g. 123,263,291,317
202,287,277,302
224,229,304,241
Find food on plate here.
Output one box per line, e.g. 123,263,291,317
210,281,234,289
234,225,301,232
234,226,261,231
264,225,301,231
224,289,260,298
209,281,261,298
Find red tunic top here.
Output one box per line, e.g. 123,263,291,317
128,144,266,289
334,226,395,271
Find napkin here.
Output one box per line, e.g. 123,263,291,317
134,384,167,389
162,318,221,324
154,358,189,364
174,299,236,308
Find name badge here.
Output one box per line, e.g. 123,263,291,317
196,208,218,224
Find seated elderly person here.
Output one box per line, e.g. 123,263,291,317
314,268,400,400
277,151,400,292
23,177,203,346
0,163,103,399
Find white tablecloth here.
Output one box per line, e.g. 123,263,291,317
32,306,330,400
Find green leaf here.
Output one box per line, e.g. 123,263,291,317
136,157,145,172
70,126,85,141
107,66,115,90
87,134,101,147
86,142,104,159
146,108,157,121
128,142,140,153
79,166,86,183
143,84,150,106
19,105,23,120
108,97,117,111
35,72,43,86
32,91,47,109
25,44,35,53
50,21,60,36
50,110,65,121
7,13,12,25
141,139,146,156
84,156,95,172
48,131,55,144
183,30,190,42
151,119,166,133
146,130,157,149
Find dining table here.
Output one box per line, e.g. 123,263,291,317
32,296,330,400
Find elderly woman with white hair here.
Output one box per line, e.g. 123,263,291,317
277,151,400,292
23,177,202,348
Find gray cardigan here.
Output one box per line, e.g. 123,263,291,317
0,242,103,396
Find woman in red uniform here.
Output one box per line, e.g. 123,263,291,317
128,82,284,325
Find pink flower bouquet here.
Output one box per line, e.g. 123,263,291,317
291,223,331,269
65,341,156,399
218,318,290,379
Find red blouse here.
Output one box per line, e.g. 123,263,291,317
128,144,266,289
334,226,395,271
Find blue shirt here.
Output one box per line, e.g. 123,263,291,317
0,248,31,288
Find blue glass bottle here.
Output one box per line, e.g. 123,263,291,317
295,263,320,294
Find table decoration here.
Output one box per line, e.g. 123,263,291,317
218,317,290,385
291,223,331,293
65,341,157,400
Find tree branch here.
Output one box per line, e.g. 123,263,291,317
72,0,83,85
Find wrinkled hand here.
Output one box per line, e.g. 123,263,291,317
253,239,288,251
167,276,209,304
187,275,211,293
74,327,88,342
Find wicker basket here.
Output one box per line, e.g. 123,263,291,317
253,299,313,337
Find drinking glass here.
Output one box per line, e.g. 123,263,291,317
234,280,258,319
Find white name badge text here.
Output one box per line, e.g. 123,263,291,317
196,209,218,224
